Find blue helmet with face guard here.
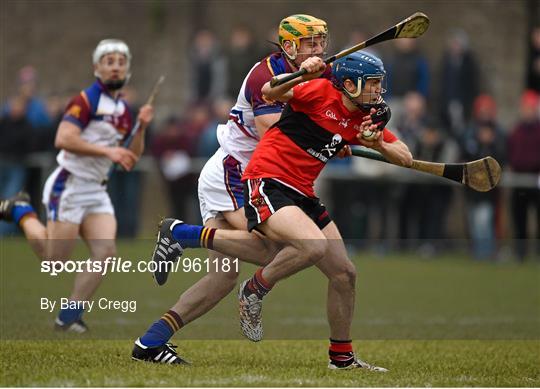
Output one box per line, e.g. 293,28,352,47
331,51,386,108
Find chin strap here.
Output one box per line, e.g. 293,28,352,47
283,41,298,61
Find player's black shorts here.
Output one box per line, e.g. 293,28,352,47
243,178,332,232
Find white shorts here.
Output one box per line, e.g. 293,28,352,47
42,167,114,225
198,147,244,223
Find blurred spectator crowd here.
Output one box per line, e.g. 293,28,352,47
1,26,539,262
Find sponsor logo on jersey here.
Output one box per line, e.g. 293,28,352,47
307,133,343,162
339,118,350,128
325,110,350,128
307,148,329,163
325,110,338,120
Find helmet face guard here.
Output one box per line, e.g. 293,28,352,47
332,52,387,109
92,39,132,88
278,14,328,60
347,76,386,106
292,35,329,59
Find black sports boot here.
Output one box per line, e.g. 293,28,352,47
328,351,388,372
131,338,190,364
151,218,185,286
0,191,31,222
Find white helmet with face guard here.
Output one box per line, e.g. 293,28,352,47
92,39,131,89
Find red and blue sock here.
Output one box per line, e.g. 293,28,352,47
140,310,184,347
171,223,216,249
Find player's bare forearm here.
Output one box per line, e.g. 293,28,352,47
262,76,302,102
376,140,412,167
128,127,146,157
128,104,153,157
356,111,411,167
56,120,138,170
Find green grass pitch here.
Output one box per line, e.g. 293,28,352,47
1,238,539,386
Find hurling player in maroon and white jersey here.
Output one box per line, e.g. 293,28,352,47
0,40,154,333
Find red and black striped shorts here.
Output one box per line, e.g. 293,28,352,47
243,178,331,232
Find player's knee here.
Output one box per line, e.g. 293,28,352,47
261,240,281,264
221,268,240,287
46,241,76,261
210,267,239,291
345,263,357,287
302,239,328,265
331,262,356,290
91,242,117,261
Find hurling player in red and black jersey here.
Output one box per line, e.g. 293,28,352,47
153,52,411,370
237,52,412,370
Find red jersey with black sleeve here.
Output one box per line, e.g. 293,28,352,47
242,78,398,197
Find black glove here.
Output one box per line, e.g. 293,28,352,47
370,101,391,130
